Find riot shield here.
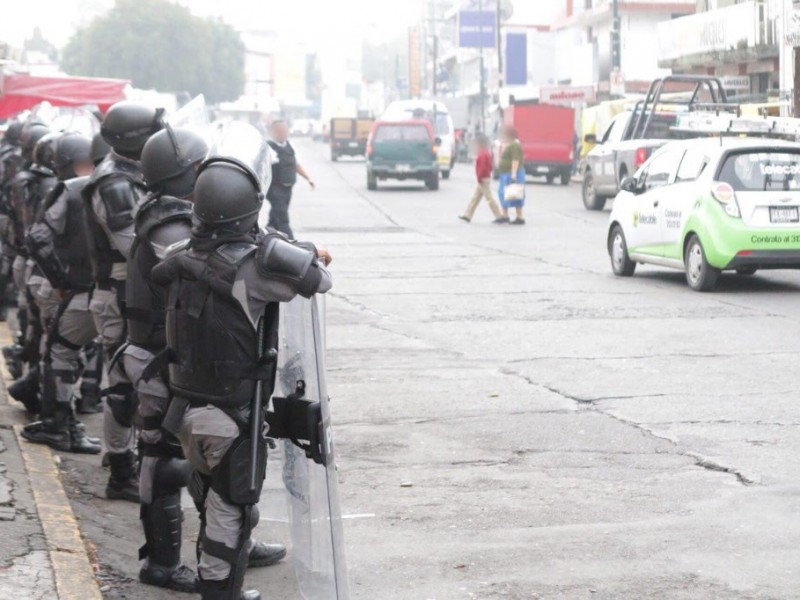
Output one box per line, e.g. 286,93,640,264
266,295,350,600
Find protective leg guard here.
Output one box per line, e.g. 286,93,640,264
139,457,196,592
2,344,24,380
8,365,41,414
76,384,103,414
106,450,140,503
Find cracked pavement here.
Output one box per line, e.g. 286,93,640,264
36,140,800,599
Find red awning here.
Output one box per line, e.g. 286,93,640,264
0,73,130,119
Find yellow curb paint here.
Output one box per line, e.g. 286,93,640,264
14,427,102,600
2,317,101,600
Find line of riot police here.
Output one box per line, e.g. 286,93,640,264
0,101,342,600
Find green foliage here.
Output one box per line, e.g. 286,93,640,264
61,0,245,103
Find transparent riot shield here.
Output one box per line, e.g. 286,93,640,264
265,295,350,600
165,94,214,145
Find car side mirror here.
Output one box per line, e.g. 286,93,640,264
620,176,640,194
584,133,597,145
434,136,442,145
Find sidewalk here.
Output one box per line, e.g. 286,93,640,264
0,322,101,600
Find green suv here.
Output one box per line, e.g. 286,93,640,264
366,120,440,191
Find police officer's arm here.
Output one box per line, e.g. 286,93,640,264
296,162,315,189
147,220,193,260
91,174,143,259
245,235,331,304
26,190,67,289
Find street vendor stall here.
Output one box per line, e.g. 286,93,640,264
0,72,129,119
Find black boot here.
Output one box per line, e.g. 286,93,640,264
75,383,103,414
68,415,101,454
8,365,41,414
248,541,286,568
21,405,71,451
106,450,140,502
2,344,25,380
199,578,261,600
139,492,198,593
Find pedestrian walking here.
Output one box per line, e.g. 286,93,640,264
497,125,527,225
266,120,316,238
459,134,506,223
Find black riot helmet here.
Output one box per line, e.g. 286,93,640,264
101,101,165,160
192,122,271,232
141,126,209,197
90,132,111,166
3,121,23,147
20,123,51,161
53,132,92,180
33,132,62,172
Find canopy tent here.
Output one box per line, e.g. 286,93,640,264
0,73,129,119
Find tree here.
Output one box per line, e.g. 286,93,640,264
61,0,245,104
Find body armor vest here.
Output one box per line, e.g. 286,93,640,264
82,154,145,283
48,177,93,291
268,141,297,187
126,195,192,349
160,237,278,409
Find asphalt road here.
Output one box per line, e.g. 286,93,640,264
61,139,800,600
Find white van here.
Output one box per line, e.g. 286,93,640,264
382,100,456,179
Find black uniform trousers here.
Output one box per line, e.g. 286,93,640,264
266,184,293,238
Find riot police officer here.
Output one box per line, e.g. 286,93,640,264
152,123,331,600
82,101,164,501
122,126,208,592
0,120,25,321
22,132,102,454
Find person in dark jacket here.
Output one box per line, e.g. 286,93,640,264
265,120,315,238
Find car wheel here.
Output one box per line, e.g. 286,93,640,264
608,225,636,277
684,235,720,292
441,170,450,180
582,171,606,211
736,267,758,276
560,172,570,186
367,172,378,191
425,173,439,190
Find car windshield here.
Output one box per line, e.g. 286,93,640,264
374,124,430,142
718,151,800,191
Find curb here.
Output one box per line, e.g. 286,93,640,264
1,323,102,600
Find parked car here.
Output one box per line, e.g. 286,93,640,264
503,100,575,185
366,120,440,191
608,137,800,291
330,117,374,161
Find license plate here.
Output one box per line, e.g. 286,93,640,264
348,142,358,147
536,166,549,173
395,164,411,172
769,207,799,223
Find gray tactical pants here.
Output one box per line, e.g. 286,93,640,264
108,343,171,504
89,287,134,454
178,405,259,581
45,292,101,410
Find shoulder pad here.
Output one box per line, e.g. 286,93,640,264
135,194,192,235
29,165,54,177
63,176,90,193
215,242,258,265
89,154,144,187
44,181,67,209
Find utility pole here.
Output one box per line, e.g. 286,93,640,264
479,0,486,134
611,0,621,71
496,0,503,91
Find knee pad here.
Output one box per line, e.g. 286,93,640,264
152,457,192,498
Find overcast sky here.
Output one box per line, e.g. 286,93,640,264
1,0,426,49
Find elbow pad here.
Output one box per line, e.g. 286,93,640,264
257,235,321,297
